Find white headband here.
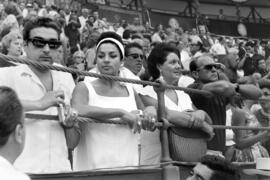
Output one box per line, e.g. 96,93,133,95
96,37,125,59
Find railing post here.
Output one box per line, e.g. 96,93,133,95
157,91,180,180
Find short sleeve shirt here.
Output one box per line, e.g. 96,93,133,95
188,82,228,153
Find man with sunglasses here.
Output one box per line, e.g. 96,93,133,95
0,17,78,173
188,55,262,155
124,42,145,76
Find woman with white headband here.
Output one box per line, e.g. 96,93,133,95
70,32,157,170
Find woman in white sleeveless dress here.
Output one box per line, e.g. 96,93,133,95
70,32,156,170
138,43,215,165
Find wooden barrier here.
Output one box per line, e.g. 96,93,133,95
30,168,162,180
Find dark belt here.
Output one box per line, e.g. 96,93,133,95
25,113,59,121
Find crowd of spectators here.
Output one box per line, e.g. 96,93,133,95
1,0,270,178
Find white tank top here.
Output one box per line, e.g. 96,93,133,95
74,81,139,170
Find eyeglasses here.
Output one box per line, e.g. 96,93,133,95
197,64,220,71
127,53,145,59
28,37,62,50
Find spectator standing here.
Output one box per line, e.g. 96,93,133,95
189,55,262,154
78,8,89,34
238,41,258,76
93,10,107,33
139,43,214,164
0,17,78,173
151,24,165,43
210,36,227,56
217,9,226,20
127,17,145,34
64,14,81,54
71,31,156,170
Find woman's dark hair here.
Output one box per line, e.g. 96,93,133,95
147,43,180,81
0,86,23,147
96,31,124,59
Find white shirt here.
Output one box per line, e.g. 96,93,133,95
116,26,125,37
78,16,87,33
210,43,226,55
178,75,194,87
0,156,30,180
22,9,28,18
181,50,191,70
151,33,162,43
0,64,75,173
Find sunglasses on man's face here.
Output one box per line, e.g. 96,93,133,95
28,37,62,50
197,64,220,71
127,53,145,60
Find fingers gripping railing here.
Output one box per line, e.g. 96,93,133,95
25,113,270,131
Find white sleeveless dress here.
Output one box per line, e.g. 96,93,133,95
73,82,139,170
139,86,193,165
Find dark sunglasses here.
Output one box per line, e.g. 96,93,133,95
197,64,220,71
28,37,62,50
127,53,145,59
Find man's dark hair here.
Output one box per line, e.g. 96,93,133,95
245,41,255,48
189,59,198,72
0,86,23,147
124,42,143,57
201,155,239,180
23,17,62,41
